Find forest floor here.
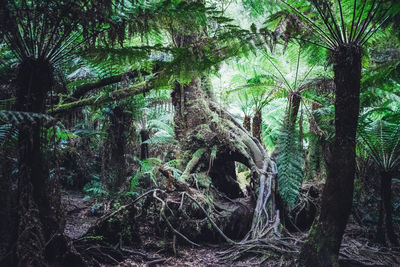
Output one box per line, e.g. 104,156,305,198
62,190,293,266
62,190,400,267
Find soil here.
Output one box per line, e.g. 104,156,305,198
62,190,98,239
62,190,400,267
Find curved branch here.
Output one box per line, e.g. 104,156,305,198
49,79,154,114
71,69,150,99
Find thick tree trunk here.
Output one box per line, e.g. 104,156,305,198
376,171,398,245
171,78,265,197
299,44,361,267
243,115,251,132
13,58,85,266
0,148,17,265
14,58,61,266
252,109,262,142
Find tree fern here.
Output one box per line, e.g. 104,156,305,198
0,123,18,147
145,119,177,146
0,110,55,126
275,120,304,207
358,119,400,171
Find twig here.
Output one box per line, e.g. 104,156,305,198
146,258,166,266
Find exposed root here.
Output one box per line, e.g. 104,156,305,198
152,190,200,247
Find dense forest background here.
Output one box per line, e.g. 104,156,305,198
1,0,400,266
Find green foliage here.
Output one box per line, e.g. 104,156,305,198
145,119,177,146
46,122,77,143
0,110,55,126
262,98,286,150
311,106,335,140
358,119,400,172
0,123,18,148
275,121,304,207
83,174,109,201
130,157,162,191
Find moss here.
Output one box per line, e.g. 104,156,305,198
80,235,104,241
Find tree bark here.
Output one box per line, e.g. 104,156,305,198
72,70,148,99
243,115,251,132
288,91,301,126
51,79,153,114
140,128,150,160
13,58,85,266
252,109,262,143
299,44,362,267
103,105,131,192
376,171,398,245
15,58,59,266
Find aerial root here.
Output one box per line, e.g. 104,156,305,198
152,189,200,247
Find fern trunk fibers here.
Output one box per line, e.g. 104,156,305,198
14,58,64,266
377,171,398,245
0,147,17,266
252,109,262,142
299,44,361,267
288,91,301,126
140,129,150,160
243,115,251,132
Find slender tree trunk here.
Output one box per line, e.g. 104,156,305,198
243,115,251,132
377,171,398,245
140,129,150,160
252,109,262,142
104,105,131,192
299,44,362,267
288,91,301,126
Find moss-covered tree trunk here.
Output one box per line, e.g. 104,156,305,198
377,171,398,245
299,44,361,267
168,2,269,241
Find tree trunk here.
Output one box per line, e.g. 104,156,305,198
299,44,362,267
376,171,398,245
288,91,301,126
0,147,17,265
140,128,150,160
104,105,131,192
252,109,262,143
169,5,268,243
14,58,60,266
243,115,251,132
13,58,85,266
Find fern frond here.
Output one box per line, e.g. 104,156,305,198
275,121,304,207
0,123,18,147
358,119,400,171
0,111,55,125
